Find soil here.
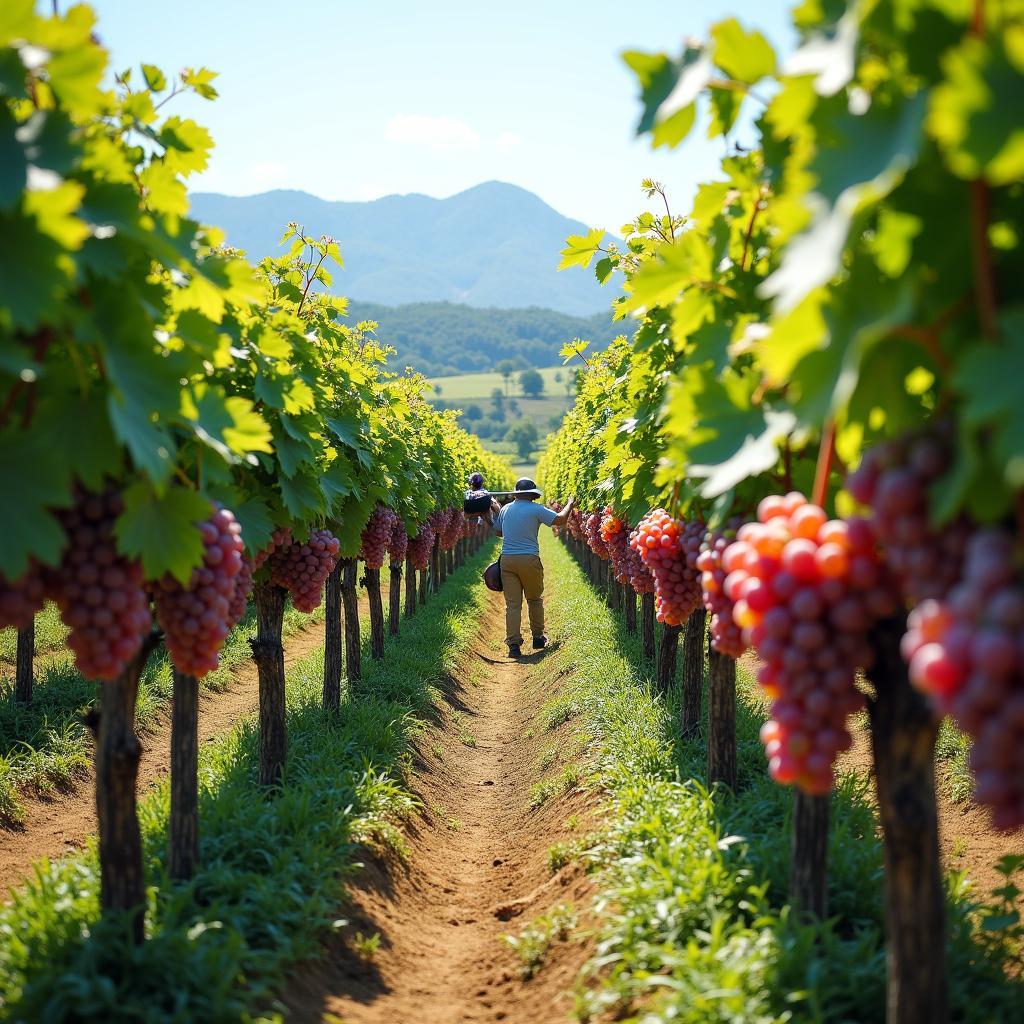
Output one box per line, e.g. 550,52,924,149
0,617,329,894
282,599,600,1024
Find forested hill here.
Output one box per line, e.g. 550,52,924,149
346,300,622,376
189,181,615,316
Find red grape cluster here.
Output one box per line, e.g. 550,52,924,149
631,510,704,626
625,527,656,595
566,507,585,542
847,427,971,603
697,527,746,658
902,529,1024,830
0,563,48,631
585,509,610,560
269,529,341,612
152,505,245,678
725,492,897,794
360,506,400,570
442,508,465,549
600,511,631,583
227,555,254,629
388,516,409,565
51,488,152,681
429,508,453,538
408,522,435,572
253,528,292,570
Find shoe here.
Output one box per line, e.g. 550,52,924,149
508,644,522,659
532,634,548,650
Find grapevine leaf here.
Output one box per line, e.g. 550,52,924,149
0,105,26,207
140,63,167,91
0,432,73,577
116,482,210,584
272,425,313,478
594,257,614,284
34,393,120,492
711,18,776,85
278,469,326,521
231,496,274,556
558,228,605,271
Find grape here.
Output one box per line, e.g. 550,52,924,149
725,492,894,794
227,555,254,629
599,510,631,583
566,507,585,542
153,505,245,678
50,488,152,681
625,526,656,596
847,427,971,603
697,523,746,658
901,528,1024,830
360,505,400,570
0,563,48,631
253,528,292,570
585,509,610,560
388,515,409,565
441,507,465,549
630,510,705,626
407,521,435,572
269,529,341,612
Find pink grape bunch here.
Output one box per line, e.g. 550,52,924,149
152,505,245,678
51,488,153,681
0,563,48,631
599,511,631,584
624,527,656,596
697,525,746,658
725,492,896,794
408,522,435,572
253,528,293,571
388,516,409,565
441,508,465,549
846,427,971,604
360,506,400,571
630,510,705,626
902,529,1024,831
585,509,610,560
269,529,341,612
566,507,585,542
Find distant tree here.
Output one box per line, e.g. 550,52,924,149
508,399,521,417
497,359,517,397
548,414,563,430
490,388,506,419
433,384,442,397
475,420,493,439
566,371,577,398
464,403,483,421
519,368,544,398
507,419,539,461
554,370,563,384
489,419,509,441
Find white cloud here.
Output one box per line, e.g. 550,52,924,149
245,161,291,191
496,131,523,150
385,114,480,150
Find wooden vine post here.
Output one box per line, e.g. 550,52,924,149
656,623,680,693
252,579,287,787
364,566,386,659
389,562,402,635
624,586,637,634
341,557,361,685
419,566,428,607
404,555,417,617
169,669,199,880
680,606,706,738
89,633,159,943
431,537,441,594
706,644,737,790
866,616,947,1024
323,562,343,711
14,620,33,704
641,592,656,664
607,577,621,611
790,791,829,921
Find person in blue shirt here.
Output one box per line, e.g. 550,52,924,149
491,478,574,658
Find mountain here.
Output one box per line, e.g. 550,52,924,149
189,181,613,316
345,300,622,377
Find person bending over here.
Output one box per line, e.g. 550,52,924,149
491,478,574,659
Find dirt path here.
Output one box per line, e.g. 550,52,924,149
0,613,333,894
284,599,597,1024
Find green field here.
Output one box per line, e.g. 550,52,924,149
428,365,573,402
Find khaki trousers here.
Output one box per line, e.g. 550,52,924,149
500,554,545,646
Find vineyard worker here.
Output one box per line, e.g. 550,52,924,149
491,479,574,659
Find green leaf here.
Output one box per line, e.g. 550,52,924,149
140,63,167,91
711,18,776,85
558,228,605,271
594,257,614,285
0,431,73,577
33,393,120,492
232,496,274,556
116,483,210,584
47,25,106,116
279,468,326,521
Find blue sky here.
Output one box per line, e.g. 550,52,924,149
90,0,795,229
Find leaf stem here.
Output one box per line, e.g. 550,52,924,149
812,419,836,509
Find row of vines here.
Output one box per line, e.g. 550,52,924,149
0,1,511,945
538,0,1022,1020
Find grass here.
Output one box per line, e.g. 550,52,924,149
535,532,1024,1024
428,365,571,401
503,903,577,980
936,717,975,804
0,603,69,663
0,600,325,826
0,542,496,1022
